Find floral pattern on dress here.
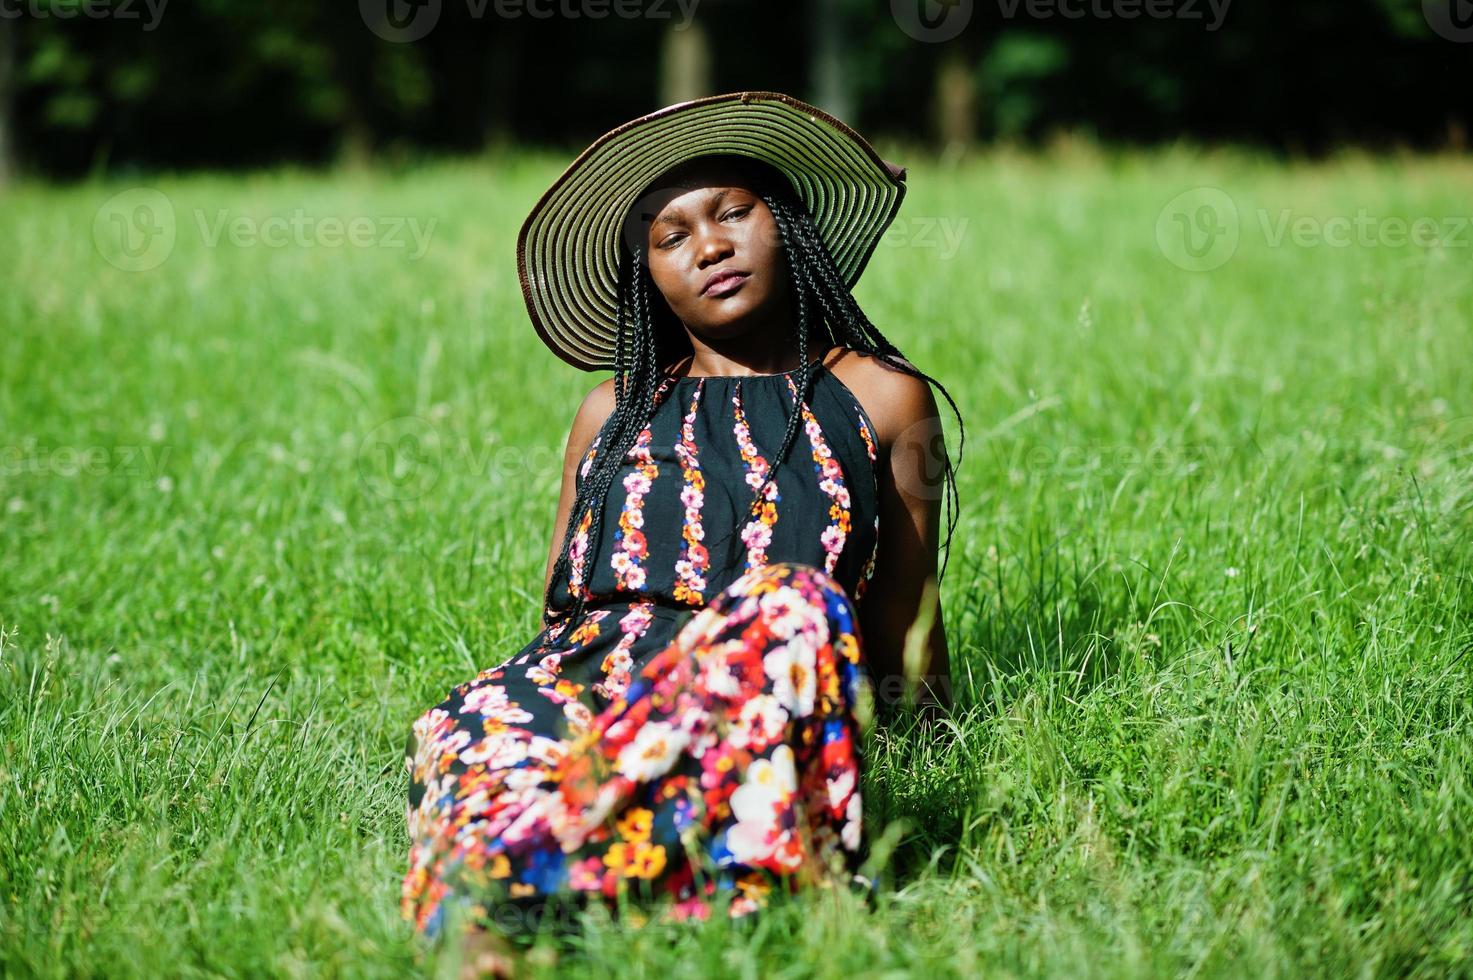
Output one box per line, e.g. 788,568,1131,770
516,608,609,736
611,422,658,591
732,381,780,572
566,507,595,603
402,562,872,940
672,381,709,605
786,374,851,575
592,600,656,702
404,365,885,943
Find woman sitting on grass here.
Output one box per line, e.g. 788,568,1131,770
400,92,964,976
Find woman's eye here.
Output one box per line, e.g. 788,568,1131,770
656,209,746,248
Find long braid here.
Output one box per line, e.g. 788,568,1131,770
541,245,664,626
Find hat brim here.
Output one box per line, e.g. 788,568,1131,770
516,91,908,372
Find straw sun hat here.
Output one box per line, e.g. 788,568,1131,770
516,90,908,372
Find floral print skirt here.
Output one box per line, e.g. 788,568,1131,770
401,561,875,941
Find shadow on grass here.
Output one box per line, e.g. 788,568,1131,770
861,526,1183,885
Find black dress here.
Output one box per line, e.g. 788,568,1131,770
403,358,883,939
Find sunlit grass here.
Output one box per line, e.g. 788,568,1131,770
2,145,1470,977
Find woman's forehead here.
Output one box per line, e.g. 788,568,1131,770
650,184,755,220
643,152,778,194
623,155,786,251
646,165,759,198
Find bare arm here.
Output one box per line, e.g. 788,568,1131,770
541,378,619,625
855,365,953,719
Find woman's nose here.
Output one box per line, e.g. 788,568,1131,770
696,227,735,265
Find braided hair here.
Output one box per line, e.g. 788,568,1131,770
541,156,964,627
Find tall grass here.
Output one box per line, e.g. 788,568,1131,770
2,145,1470,977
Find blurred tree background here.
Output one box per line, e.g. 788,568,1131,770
0,0,1468,182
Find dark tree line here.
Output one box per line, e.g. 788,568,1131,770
1,0,1468,181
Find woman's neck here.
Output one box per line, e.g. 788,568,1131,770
672,345,835,379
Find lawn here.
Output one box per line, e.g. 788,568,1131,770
2,144,1470,977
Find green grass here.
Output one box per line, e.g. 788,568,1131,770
2,143,1471,977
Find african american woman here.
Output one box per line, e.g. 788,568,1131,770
401,91,965,976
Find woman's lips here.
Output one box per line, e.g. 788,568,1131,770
703,272,750,298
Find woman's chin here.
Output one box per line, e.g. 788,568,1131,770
688,305,774,339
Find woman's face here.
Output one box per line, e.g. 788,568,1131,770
639,170,791,344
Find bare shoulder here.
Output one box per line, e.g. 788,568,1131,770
564,376,618,459
826,347,938,448
578,376,619,420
